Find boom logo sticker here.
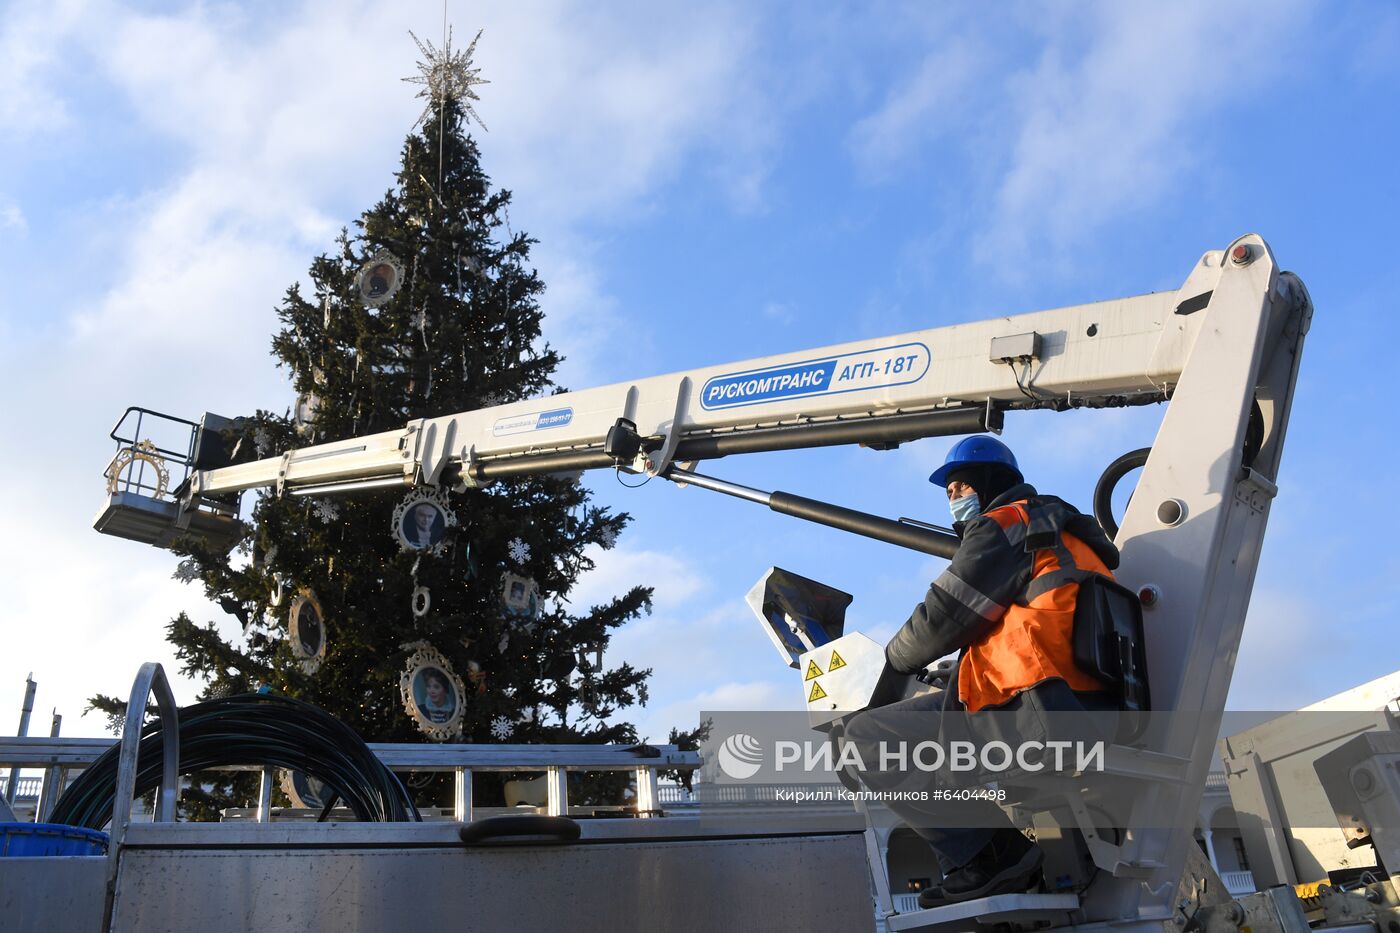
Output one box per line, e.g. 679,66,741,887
716,733,764,780
492,407,574,437
700,342,930,410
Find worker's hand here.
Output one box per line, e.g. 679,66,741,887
865,661,908,710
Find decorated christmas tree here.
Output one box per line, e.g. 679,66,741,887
90,31,702,815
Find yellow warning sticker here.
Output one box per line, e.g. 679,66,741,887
808,681,828,703
828,650,847,672
804,659,823,681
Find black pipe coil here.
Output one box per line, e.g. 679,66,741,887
50,693,421,829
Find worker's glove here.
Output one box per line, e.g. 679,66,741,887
865,660,908,710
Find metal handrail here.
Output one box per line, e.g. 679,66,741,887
104,407,203,502
108,406,200,459
103,663,179,932
111,663,180,839
0,737,701,771
0,734,702,826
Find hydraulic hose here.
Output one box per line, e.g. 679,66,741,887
1093,447,1151,539
51,693,421,828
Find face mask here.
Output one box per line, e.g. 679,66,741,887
949,493,981,523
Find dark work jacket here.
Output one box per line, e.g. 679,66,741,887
884,483,1120,676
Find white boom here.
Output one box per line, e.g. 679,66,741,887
174,237,1227,501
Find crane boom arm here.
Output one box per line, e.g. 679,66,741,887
187,245,1223,501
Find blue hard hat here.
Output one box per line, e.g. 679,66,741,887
929,435,1022,487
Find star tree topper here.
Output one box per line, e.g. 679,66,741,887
403,26,489,130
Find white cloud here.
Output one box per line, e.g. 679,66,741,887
977,2,1314,262
0,1,85,138
761,301,797,324
565,544,705,615
638,680,797,744
848,41,984,179
0,200,25,235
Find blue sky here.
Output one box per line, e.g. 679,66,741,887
2,1,1399,742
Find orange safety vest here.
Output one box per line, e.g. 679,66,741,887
958,500,1113,712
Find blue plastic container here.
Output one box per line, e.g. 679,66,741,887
0,822,109,856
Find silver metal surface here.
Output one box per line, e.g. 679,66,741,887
113,812,866,848
1219,675,1398,886
0,737,699,771
1315,729,1400,884
453,767,472,821
92,490,242,551
108,662,180,931
36,711,64,823
256,766,274,823
5,673,36,806
108,831,875,933
0,856,106,933
886,892,1078,932
666,466,773,505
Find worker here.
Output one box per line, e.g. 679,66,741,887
842,435,1121,907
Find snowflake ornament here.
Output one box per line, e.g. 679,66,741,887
172,559,200,584
507,538,531,564
597,523,619,549
312,499,340,523
490,715,514,740
253,427,273,456
403,27,490,130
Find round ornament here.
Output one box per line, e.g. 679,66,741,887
105,439,169,498
399,641,468,741
392,489,458,556
412,585,431,618
280,769,333,810
288,588,327,674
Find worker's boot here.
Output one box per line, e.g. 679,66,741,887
916,885,947,910
939,829,1043,903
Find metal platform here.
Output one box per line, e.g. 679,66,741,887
92,491,242,552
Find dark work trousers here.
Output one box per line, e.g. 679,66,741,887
842,681,1119,876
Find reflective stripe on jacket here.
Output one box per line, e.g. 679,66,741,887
884,483,1120,711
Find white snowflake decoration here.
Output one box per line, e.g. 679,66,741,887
597,523,618,549
410,309,428,332
507,538,531,564
312,499,340,523
403,27,490,130
490,715,514,740
253,427,272,456
172,558,200,584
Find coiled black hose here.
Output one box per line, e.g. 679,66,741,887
51,693,420,828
